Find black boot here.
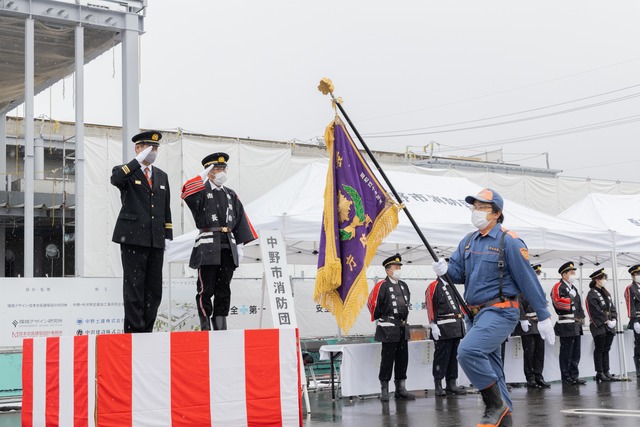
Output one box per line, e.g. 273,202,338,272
213,316,227,330
478,382,509,427
434,379,446,397
535,376,550,388
595,372,611,382
500,412,513,426
526,377,540,389
445,378,467,395
394,379,415,400
199,316,211,331
604,371,621,381
380,381,390,402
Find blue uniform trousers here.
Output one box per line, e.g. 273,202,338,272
458,307,519,411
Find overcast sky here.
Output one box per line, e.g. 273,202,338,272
22,0,640,182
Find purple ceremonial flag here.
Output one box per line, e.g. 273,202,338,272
314,119,398,334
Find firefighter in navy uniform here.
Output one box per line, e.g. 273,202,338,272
550,261,586,385
181,153,258,331
586,268,620,382
425,276,466,396
111,130,173,333
624,264,640,377
367,254,415,402
512,264,550,388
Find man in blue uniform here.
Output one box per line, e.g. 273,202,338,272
432,189,554,427
111,130,173,333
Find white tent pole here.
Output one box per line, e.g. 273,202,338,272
611,243,628,377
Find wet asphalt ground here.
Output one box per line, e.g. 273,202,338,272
303,377,640,427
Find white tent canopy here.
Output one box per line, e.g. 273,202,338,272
559,193,640,256
166,161,614,265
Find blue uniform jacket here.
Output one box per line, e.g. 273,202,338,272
447,223,551,321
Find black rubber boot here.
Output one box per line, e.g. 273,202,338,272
213,316,227,330
434,379,446,397
595,372,611,382
500,413,513,426
380,381,390,402
535,376,550,388
477,382,509,427
445,378,467,395
394,380,416,400
199,316,211,331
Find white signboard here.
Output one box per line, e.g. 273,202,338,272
1,278,123,347
259,229,298,329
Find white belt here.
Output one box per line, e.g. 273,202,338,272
557,319,575,324
436,319,457,325
526,313,538,318
377,322,396,327
559,314,574,318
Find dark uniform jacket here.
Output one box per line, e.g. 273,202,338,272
624,282,640,330
111,159,172,248
425,278,465,340
550,280,584,337
181,176,257,269
367,277,411,343
586,287,617,337
512,294,541,336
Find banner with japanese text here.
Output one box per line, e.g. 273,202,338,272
314,119,399,334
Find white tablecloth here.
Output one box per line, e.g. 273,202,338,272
319,331,635,397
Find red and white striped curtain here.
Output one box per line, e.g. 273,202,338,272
22,329,302,427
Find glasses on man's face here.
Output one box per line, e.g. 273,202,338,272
469,205,493,212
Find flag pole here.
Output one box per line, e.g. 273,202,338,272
318,78,473,320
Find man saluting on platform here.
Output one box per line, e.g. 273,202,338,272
367,254,416,402
181,153,257,331
111,131,173,333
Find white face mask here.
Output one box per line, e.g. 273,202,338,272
145,150,157,164
471,210,491,229
213,171,227,187
567,275,576,284
391,270,401,281
600,280,608,287
635,276,640,284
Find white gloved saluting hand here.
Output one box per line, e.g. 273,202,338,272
430,323,441,341
199,164,214,181
520,320,531,333
537,317,555,346
432,259,448,277
135,145,153,164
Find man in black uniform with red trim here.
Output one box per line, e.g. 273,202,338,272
181,152,258,330
367,254,415,402
624,264,640,377
512,264,550,388
425,276,466,396
111,130,173,333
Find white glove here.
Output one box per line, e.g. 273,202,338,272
432,259,448,277
569,288,577,298
634,322,640,335
606,319,617,329
199,164,214,181
430,323,441,341
537,317,555,346
164,239,171,251
135,145,153,164
520,320,531,333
